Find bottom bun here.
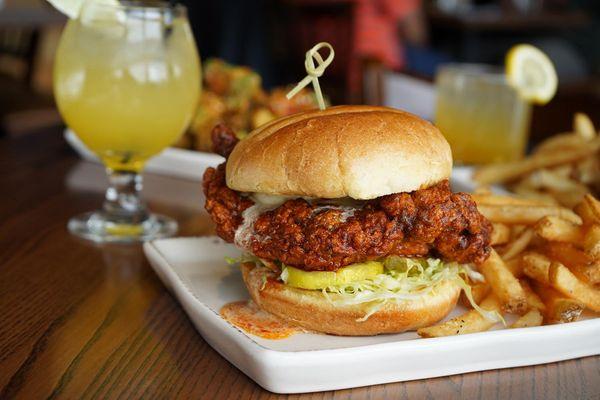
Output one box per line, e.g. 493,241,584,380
241,262,461,336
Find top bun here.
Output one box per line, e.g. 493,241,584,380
226,105,452,200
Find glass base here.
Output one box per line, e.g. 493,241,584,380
68,211,177,243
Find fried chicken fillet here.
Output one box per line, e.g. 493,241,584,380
203,124,491,272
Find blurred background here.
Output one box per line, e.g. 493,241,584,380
1,0,599,145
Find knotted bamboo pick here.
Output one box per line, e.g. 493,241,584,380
286,42,334,110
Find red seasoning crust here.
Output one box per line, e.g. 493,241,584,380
203,164,492,271
203,163,253,241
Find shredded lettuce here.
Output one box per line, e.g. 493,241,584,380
462,264,486,283
281,256,503,323
225,254,270,290
225,253,262,266
280,266,289,282
225,256,241,265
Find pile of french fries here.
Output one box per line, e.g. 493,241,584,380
418,192,600,338
473,113,600,208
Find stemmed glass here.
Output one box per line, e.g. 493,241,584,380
54,1,200,242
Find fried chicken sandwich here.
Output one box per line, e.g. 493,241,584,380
203,105,492,336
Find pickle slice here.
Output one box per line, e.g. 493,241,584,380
284,261,384,290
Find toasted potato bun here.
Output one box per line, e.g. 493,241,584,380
241,262,461,336
226,105,452,200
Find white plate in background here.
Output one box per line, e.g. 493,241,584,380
64,128,223,181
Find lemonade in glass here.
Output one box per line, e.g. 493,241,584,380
54,0,200,241
435,64,532,165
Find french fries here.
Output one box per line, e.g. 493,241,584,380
574,112,596,140
490,223,510,245
549,262,600,311
511,184,560,205
476,203,582,225
473,138,600,185
524,255,600,311
504,258,524,278
478,249,527,314
575,194,600,225
526,169,587,198
475,113,599,209
548,189,588,209
520,279,545,311
460,282,490,308
510,224,527,237
522,252,552,284
551,164,574,178
423,117,600,338
457,189,600,334
567,261,600,287
574,157,600,186
584,224,600,259
544,242,600,285
534,216,582,243
501,228,534,260
511,309,543,328
532,282,585,323
533,133,587,155
471,193,547,206
418,294,501,338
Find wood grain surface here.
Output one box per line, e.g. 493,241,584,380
1,129,599,400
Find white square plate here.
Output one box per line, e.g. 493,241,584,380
143,237,600,394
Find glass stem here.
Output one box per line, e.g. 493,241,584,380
103,170,148,224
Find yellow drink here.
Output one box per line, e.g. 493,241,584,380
54,2,200,243
435,65,531,165
54,10,200,172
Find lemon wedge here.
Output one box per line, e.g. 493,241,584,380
506,44,558,105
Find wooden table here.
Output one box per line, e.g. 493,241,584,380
1,128,598,399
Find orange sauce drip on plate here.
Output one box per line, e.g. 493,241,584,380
220,300,299,340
